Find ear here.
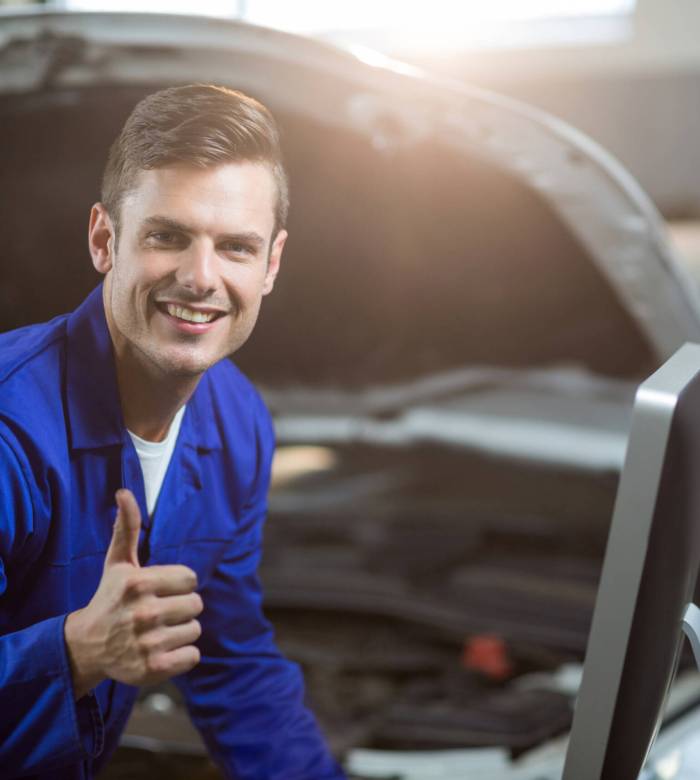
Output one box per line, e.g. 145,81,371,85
88,203,117,274
262,229,287,295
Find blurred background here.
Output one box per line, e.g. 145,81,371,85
3,0,699,277
3,2,700,779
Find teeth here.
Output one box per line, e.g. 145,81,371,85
165,304,216,323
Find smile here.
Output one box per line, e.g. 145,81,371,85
155,301,227,334
165,303,219,323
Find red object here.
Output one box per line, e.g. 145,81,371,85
462,635,514,681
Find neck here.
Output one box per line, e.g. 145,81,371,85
102,288,199,443
116,358,197,442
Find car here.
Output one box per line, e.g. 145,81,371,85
3,9,700,779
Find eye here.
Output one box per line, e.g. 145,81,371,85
143,229,190,249
148,231,179,244
221,241,255,257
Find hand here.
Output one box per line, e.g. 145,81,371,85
64,489,203,699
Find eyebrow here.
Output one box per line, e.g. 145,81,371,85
142,215,266,249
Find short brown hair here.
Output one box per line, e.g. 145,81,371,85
101,84,289,239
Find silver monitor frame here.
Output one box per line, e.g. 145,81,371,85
563,342,700,779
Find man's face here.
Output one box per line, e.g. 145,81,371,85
89,161,286,378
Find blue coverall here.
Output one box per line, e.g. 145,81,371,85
0,284,345,779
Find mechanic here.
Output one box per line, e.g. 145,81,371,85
0,84,346,780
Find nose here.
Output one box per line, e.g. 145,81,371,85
176,242,218,296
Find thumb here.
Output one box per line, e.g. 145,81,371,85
105,489,141,568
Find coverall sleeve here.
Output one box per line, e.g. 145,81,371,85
173,401,346,780
0,431,104,778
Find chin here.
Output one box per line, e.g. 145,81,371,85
153,349,222,378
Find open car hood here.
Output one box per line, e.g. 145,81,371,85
2,10,700,389
3,10,700,474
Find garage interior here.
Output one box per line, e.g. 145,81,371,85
3,2,700,779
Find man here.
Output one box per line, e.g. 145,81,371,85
0,84,345,779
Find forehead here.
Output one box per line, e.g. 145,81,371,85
123,161,277,236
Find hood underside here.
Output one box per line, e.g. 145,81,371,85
2,12,700,390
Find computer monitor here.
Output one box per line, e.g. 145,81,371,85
563,342,700,779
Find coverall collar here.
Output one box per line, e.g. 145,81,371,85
65,282,223,452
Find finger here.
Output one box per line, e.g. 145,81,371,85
148,620,202,653
159,593,204,626
133,593,203,631
133,565,199,597
158,644,201,678
105,489,142,568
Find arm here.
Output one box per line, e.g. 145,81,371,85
173,401,346,780
0,429,202,778
0,431,104,778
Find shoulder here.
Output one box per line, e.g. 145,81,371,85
199,359,276,486
207,358,273,434
0,315,68,387
0,316,70,473
0,315,68,425
0,318,70,558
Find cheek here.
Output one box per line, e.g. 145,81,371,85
115,256,164,295
110,269,157,325
218,270,252,306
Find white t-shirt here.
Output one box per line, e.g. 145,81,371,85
127,405,186,516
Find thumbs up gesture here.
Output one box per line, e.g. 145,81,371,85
64,489,203,699
105,487,143,568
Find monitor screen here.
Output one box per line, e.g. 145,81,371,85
563,342,700,779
